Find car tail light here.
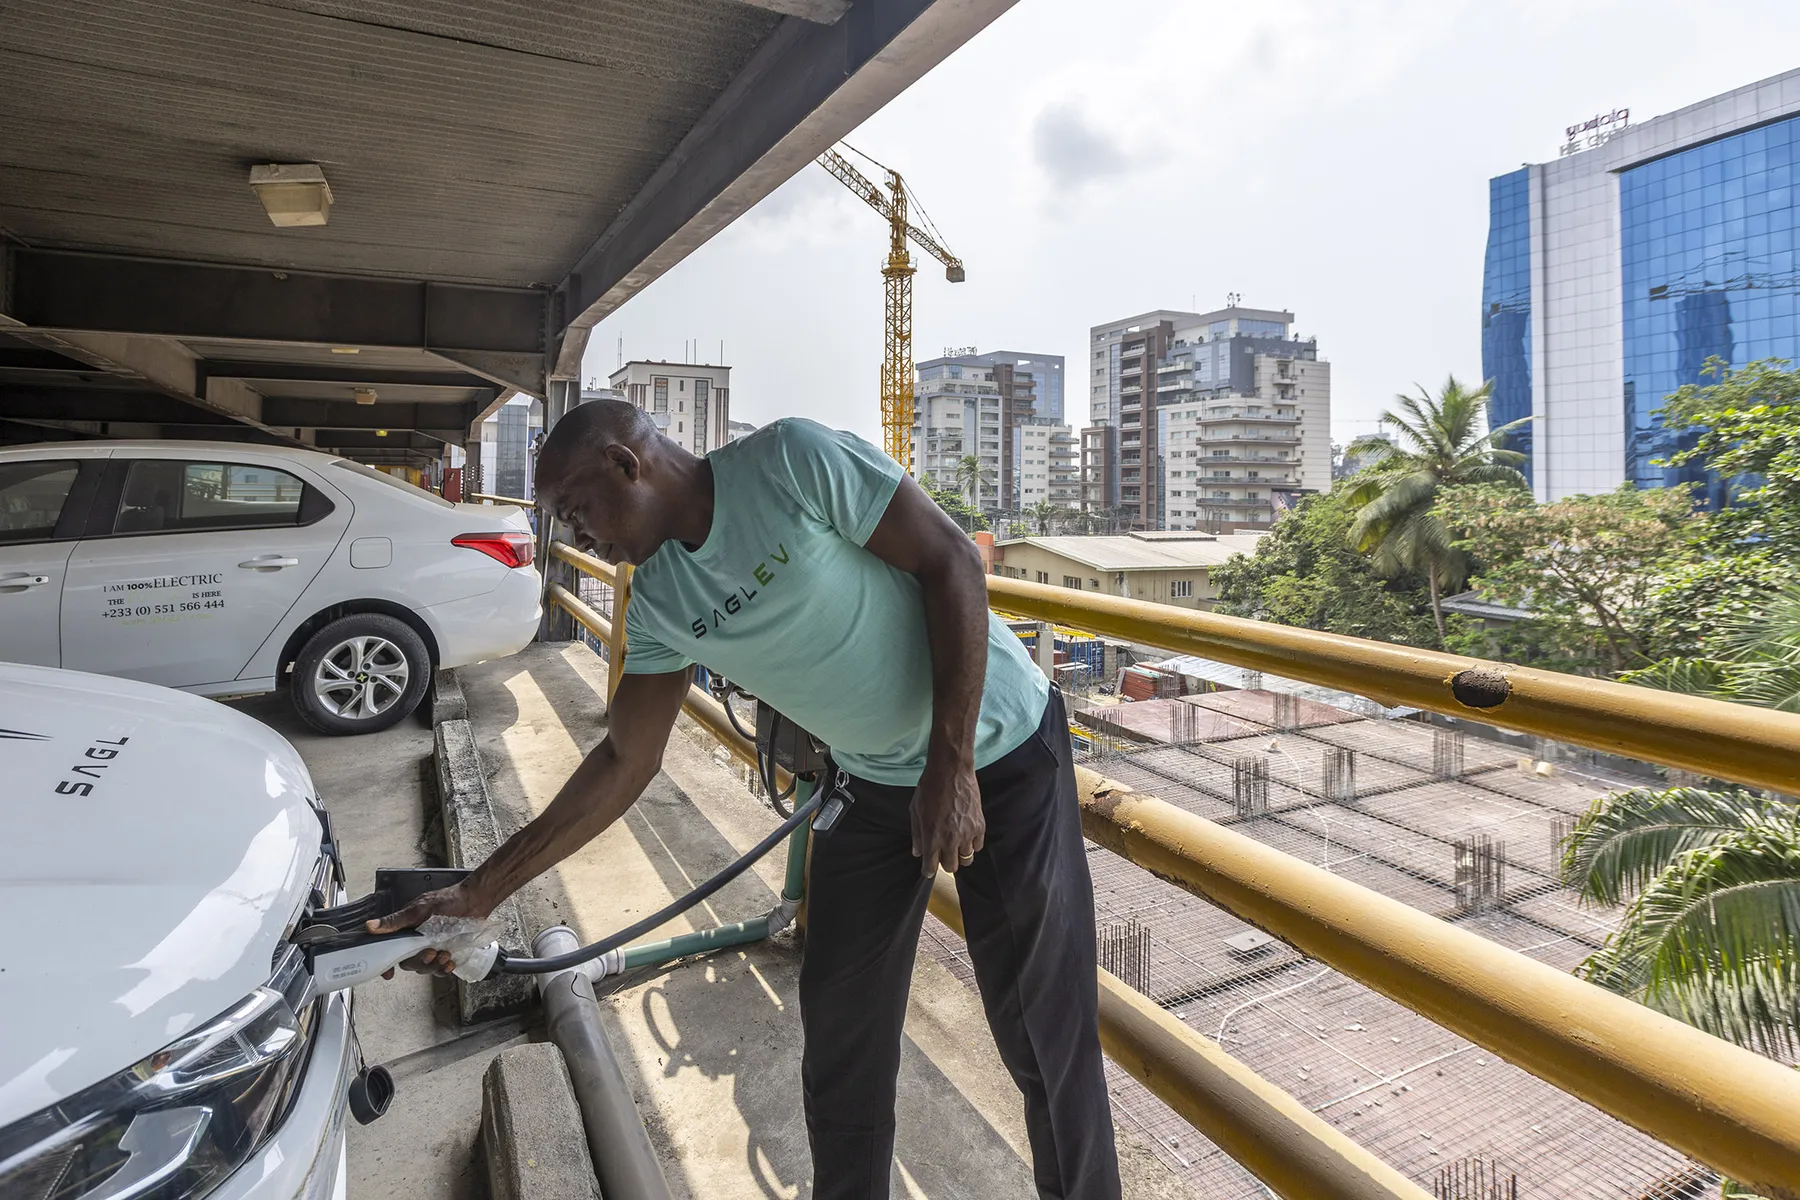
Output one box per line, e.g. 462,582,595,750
453,531,534,568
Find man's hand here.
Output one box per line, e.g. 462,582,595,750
365,881,493,977
912,759,985,877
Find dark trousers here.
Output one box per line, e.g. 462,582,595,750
799,689,1121,1199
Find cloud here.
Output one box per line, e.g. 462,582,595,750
1031,103,1135,191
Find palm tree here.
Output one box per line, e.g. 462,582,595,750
1625,585,1800,713
1343,376,1532,643
951,454,995,510
1024,499,1061,536
1560,786,1799,1057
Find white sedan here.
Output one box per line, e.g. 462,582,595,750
0,441,540,734
0,663,358,1199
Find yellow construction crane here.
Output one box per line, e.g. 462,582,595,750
816,144,964,470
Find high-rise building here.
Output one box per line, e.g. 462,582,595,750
480,397,543,499
609,361,732,455
1481,69,1800,503
1088,307,1330,529
911,350,1069,514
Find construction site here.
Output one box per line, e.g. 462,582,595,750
918,682,1718,1200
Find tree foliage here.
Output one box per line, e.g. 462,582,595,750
918,475,987,532
1212,489,1440,646
1561,786,1800,1057
1436,483,1699,673
1343,376,1532,642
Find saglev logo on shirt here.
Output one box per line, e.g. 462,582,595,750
690,543,788,638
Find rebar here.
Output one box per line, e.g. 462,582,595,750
1433,728,1467,778
1433,1157,1518,1200
1322,746,1357,802
1098,917,1152,995
1453,834,1506,913
1233,756,1270,818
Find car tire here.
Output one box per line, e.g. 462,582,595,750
291,614,432,736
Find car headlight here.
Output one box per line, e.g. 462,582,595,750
0,950,317,1200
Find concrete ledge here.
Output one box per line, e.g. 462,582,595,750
434,717,537,1022
480,1043,601,1200
429,668,468,725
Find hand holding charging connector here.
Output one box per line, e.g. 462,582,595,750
295,868,501,991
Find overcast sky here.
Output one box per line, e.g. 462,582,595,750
580,0,1800,447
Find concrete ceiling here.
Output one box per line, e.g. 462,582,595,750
0,0,1015,461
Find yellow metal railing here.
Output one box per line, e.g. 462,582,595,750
991,576,1800,797
543,542,1800,1200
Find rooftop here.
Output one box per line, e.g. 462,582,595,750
996,532,1268,571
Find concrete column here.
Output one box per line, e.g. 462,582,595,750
1035,621,1056,681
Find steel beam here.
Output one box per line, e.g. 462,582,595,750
260,397,483,433
200,361,495,389
552,0,1019,375
10,251,548,394
987,576,1800,797
0,388,236,425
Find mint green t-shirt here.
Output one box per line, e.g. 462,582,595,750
621,418,1048,786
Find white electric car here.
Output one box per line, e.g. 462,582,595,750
0,441,540,734
0,663,358,1200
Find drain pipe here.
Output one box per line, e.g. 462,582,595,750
534,925,674,1200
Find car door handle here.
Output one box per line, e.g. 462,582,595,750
0,573,51,592
239,556,300,570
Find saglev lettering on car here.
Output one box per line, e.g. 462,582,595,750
55,735,130,796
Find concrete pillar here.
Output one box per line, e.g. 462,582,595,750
1035,621,1056,681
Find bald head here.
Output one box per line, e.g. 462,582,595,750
537,399,658,486
534,398,706,567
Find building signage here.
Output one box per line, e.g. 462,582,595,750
942,345,979,358
1560,107,1630,157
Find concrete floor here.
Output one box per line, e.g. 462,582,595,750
235,642,1190,1199
227,690,518,1200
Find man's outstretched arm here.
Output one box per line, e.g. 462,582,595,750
862,473,990,876
368,666,692,968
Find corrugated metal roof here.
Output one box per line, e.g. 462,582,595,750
996,533,1268,572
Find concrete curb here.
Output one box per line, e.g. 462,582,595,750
480,1043,602,1200
434,716,537,1023
430,667,468,724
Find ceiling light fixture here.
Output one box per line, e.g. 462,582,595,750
330,347,360,355
375,429,389,437
353,388,378,406
249,163,333,227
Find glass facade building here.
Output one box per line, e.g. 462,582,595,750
1620,113,1800,503
1480,70,1800,501
1481,168,1533,486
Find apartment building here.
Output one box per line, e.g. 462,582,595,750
1088,306,1330,529
609,361,732,455
912,350,1070,514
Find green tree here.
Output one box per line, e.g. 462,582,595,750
1436,483,1699,674
1344,377,1532,643
1560,785,1799,1058
918,476,987,532
1212,489,1440,646
1024,499,1061,535
951,455,995,510
1660,357,1800,533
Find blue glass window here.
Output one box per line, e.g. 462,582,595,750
1620,113,1800,505
1482,168,1533,486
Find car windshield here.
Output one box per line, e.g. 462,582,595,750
329,459,454,508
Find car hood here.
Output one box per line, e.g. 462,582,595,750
0,665,321,1128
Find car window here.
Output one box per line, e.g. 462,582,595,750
329,458,455,508
114,460,309,534
0,461,79,544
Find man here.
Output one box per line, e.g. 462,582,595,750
373,401,1119,1199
